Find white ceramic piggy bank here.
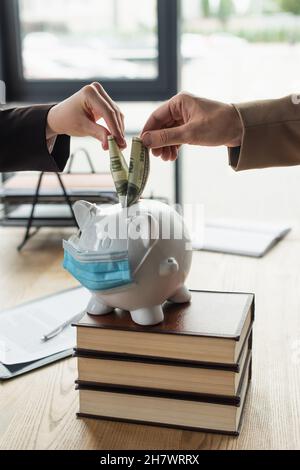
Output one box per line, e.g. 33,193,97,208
65,199,192,326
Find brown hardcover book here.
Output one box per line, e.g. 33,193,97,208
75,290,254,366
75,329,252,398
77,352,252,435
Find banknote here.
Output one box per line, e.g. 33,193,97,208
108,136,129,208
126,137,150,207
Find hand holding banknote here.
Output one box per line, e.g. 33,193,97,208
47,82,126,151
141,92,243,161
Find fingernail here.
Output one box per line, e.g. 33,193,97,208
142,133,152,147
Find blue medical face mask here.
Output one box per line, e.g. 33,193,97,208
63,241,133,292
63,211,159,292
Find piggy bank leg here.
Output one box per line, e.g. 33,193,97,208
130,306,164,326
87,295,114,316
169,285,191,304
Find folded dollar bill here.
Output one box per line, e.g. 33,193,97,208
109,136,150,208
108,136,129,208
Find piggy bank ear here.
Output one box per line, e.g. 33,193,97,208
73,200,97,230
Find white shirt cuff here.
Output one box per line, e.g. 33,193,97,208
47,135,57,154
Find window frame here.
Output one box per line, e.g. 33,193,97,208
0,0,179,102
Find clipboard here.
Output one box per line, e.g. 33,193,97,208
0,349,73,381
0,286,90,381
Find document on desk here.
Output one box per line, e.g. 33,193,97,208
193,219,291,257
0,287,90,366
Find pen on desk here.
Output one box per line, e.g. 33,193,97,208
41,311,85,342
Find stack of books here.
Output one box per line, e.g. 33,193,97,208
74,290,254,435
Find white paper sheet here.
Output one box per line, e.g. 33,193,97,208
0,287,90,365
193,220,291,257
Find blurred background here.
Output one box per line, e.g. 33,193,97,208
1,0,300,248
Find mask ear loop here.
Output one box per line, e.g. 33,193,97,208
133,212,160,276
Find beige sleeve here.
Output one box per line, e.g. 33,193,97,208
228,95,300,171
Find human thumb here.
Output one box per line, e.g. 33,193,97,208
142,125,189,149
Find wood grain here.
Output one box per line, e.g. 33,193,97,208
0,226,300,450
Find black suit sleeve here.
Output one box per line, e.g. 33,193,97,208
0,105,70,172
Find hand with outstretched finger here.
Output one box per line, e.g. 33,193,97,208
141,92,242,161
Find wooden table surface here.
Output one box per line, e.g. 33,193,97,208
1,227,300,450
